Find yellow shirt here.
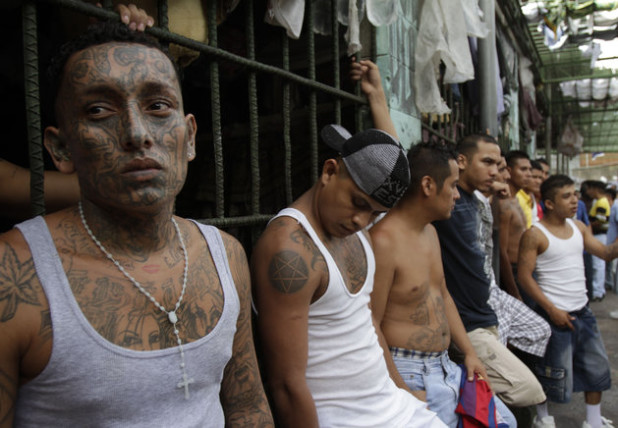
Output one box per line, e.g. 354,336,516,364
590,197,610,233
516,189,533,229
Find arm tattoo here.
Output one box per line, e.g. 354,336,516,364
268,250,309,294
221,340,273,427
0,245,39,322
290,229,326,272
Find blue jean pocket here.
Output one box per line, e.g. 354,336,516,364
533,364,568,403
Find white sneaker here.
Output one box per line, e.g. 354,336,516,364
609,310,618,319
582,417,615,428
533,415,556,428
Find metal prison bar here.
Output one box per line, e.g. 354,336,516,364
22,0,370,233
22,0,468,236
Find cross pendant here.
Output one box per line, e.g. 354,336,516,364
177,372,195,399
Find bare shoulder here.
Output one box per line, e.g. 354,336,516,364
0,228,47,321
521,225,546,250
572,218,588,234
369,215,404,249
0,228,50,366
218,229,248,263
368,220,392,251
425,223,439,241
499,197,517,213
251,215,326,298
253,215,315,258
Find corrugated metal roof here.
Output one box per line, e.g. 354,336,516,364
503,0,618,153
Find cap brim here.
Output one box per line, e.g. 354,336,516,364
320,124,352,152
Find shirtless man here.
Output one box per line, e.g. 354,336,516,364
370,142,516,427
251,60,443,427
499,150,532,299
518,174,618,428
0,22,272,426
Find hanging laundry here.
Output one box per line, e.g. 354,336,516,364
414,0,483,114
344,0,362,54
266,0,401,57
461,0,489,38
264,0,306,39
366,0,399,26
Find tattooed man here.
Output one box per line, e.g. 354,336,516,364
0,22,272,427
369,142,516,427
251,61,444,427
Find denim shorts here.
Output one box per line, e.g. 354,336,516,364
390,348,517,428
533,305,611,403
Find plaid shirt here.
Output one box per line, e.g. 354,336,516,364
475,191,551,357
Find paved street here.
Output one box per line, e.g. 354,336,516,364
547,292,618,427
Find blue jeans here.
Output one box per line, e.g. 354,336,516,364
391,348,517,428
533,305,611,403
591,234,607,298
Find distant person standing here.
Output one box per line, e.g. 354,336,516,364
603,187,617,294
518,175,618,428
585,181,610,301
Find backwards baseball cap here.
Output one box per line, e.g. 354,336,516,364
320,124,410,208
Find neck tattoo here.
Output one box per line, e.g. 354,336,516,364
78,202,194,399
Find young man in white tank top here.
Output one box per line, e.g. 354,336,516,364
518,174,618,428
251,60,444,427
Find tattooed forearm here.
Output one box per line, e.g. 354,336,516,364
221,314,273,427
221,358,273,427
268,251,309,294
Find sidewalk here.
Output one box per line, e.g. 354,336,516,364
547,292,618,427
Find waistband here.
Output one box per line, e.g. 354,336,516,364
389,347,445,360
569,305,590,316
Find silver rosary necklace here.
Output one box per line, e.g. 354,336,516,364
78,202,194,399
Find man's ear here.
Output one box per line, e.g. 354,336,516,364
185,114,197,161
44,126,75,173
320,158,339,185
421,176,434,196
544,199,554,212
457,153,467,170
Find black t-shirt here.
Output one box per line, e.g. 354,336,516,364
433,186,497,332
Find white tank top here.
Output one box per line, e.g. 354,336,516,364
273,208,438,427
14,216,239,427
534,218,588,312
